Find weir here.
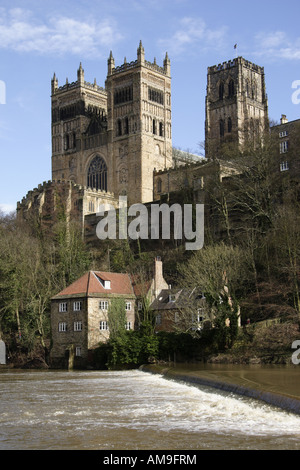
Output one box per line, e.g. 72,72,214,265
140,364,300,416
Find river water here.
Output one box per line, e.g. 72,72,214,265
0,367,300,450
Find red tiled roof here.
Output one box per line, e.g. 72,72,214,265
52,271,135,298
130,274,152,297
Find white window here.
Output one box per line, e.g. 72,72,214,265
169,294,176,302
138,301,143,311
279,130,288,138
74,321,82,331
174,312,179,323
58,322,67,332
100,321,109,330
280,161,289,171
99,301,109,310
193,309,204,323
73,301,82,312
125,322,132,330
75,347,81,357
280,141,289,154
59,302,67,312
156,313,162,325
125,302,131,311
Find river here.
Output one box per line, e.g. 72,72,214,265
0,366,300,450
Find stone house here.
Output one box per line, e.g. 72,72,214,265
50,270,136,368
50,257,170,368
151,287,212,333
271,114,300,178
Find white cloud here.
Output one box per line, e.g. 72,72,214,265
158,17,228,56
254,31,300,61
0,203,16,214
0,8,123,57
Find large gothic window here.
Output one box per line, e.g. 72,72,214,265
87,156,107,191
220,119,225,137
219,82,224,100
228,79,234,98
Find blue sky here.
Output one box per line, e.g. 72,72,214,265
1,0,300,213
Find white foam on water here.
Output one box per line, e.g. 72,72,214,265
1,369,300,449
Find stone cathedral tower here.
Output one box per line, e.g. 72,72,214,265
51,42,172,206
205,56,269,158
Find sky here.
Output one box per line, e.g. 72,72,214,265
0,0,300,213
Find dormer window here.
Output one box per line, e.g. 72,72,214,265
169,294,176,302
95,273,111,289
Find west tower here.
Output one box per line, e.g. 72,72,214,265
205,57,269,158
51,64,108,190
106,41,172,204
51,42,172,206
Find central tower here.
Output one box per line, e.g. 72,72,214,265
106,41,172,204
205,56,269,158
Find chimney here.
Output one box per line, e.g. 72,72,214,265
154,256,168,297
280,114,288,124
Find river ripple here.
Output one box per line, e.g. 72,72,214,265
0,369,300,450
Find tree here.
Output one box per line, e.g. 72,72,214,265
52,220,92,290
179,243,249,305
107,298,127,340
268,204,300,315
0,218,47,352
105,299,159,368
178,242,250,340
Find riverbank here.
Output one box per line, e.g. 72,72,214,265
140,363,300,416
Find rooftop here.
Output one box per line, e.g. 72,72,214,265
52,271,135,299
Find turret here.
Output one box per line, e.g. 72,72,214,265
51,72,58,95
107,51,115,76
77,62,84,86
137,40,145,65
163,52,171,76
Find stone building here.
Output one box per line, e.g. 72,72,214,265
151,287,211,333
205,57,269,157
50,256,171,368
51,41,172,206
50,270,136,368
17,52,274,244
153,159,240,203
16,179,118,235
271,114,300,179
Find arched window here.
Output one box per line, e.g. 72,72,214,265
246,80,250,97
220,119,225,137
228,79,234,98
228,117,232,133
159,122,164,137
87,156,107,191
153,119,156,135
64,134,70,151
219,82,224,100
157,178,162,193
124,117,129,135
117,119,122,137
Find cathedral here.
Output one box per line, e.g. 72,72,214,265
17,43,271,236
51,41,172,206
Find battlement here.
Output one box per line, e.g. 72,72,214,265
17,179,116,209
52,79,106,95
208,57,264,74
51,62,107,96
108,41,170,77
112,58,167,76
